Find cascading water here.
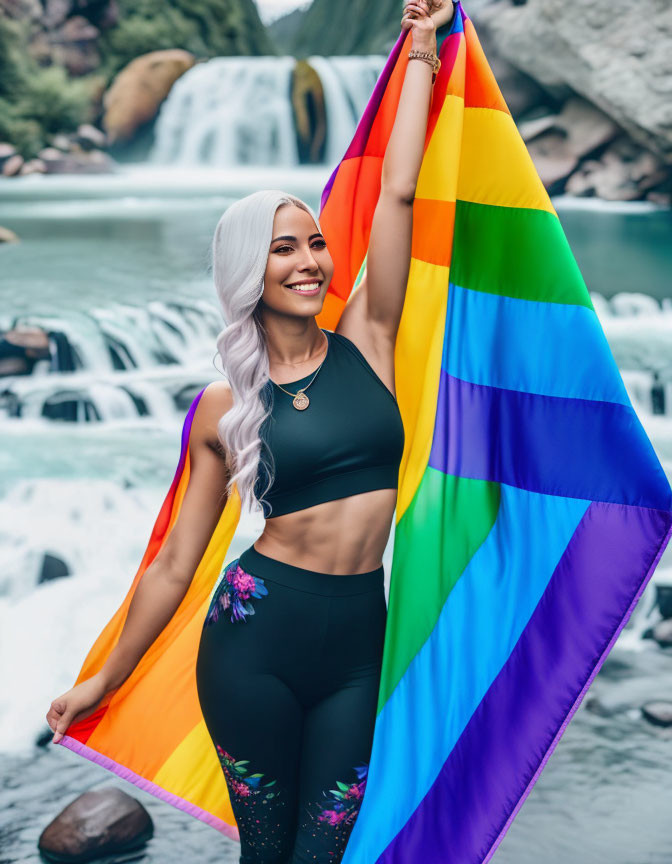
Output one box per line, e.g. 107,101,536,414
150,54,386,167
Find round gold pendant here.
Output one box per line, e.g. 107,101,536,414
293,391,310,410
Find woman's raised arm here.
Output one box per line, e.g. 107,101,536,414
46,382,233,742
337,1,455,390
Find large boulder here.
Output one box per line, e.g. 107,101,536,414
566,136,667,200
102,49,196,144
291,60,327,164
38,786,153,863
477,0,672,161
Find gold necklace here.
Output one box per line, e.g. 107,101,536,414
271,333,328,411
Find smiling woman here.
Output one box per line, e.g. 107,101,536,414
47,3,445,860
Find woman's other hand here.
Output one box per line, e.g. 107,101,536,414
46,673,108,744
401,1,437,52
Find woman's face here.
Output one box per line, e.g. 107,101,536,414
259,204,333,320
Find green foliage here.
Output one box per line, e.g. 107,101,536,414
23,66,95,137
0,17,96,159
99,0,276,76
0,99,43,157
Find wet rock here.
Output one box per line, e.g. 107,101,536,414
38,786,153,863
19,157,47,175
0,141,18,164
38,146,65,162
50,133,73,151
0,225,20,243
584,695,617,718
103,49,196,145
36,724,57,747
652,619,672,648
35,145,116,174
2,153,24,176
656,585,672,620
566,136,667,200
38,552,70,584
76,123,107,150
641,701,672,728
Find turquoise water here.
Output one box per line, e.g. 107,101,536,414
1,175,670,315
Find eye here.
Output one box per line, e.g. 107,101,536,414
273,240,327,253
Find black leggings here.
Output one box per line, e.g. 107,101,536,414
195,544,387,864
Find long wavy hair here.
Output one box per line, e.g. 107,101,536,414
212,189,323,515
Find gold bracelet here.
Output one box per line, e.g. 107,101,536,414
408,49,441,78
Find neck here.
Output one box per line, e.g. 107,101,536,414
261,316,326,366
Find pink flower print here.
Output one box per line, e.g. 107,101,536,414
214,742,280,801
311,762,369,826
345,782,364,800
230,567,256,600
232,779,251,797
318,809,348,826
205,558,268,625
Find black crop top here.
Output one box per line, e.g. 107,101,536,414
254,329,405,518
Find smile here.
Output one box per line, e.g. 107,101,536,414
285,281,322,295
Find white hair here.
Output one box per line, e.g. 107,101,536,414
212,189,322,515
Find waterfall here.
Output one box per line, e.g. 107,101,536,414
0,301,222,423
306,56,385,165
150,54,386,168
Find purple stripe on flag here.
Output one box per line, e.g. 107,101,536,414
429,371,672,510
378,500,672,864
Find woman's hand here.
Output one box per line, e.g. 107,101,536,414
46,673,108,744
401,1,437,53
427,0,457,31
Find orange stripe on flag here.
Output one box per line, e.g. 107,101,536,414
411,199,456,268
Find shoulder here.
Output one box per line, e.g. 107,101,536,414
191,381,234,448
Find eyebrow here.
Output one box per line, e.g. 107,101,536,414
271,233,324,244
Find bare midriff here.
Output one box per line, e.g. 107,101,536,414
253,486,398,574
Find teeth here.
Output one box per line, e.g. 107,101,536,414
287,282,321,292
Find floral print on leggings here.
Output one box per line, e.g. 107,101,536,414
215,744,280,800
205,558,268,625
309,762,369,827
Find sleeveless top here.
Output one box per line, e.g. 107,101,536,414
254,329,405,518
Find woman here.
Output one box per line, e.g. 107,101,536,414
46,2,456,861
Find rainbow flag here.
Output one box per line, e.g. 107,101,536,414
56,4,672,861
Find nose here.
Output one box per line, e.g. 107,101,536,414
298,243,320,272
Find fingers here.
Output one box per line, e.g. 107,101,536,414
401,1,432,28
52,713,73,744
46,698,68,744
403,2,429,18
